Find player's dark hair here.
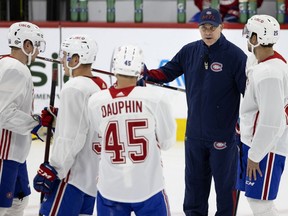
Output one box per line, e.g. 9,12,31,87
252,33,274,48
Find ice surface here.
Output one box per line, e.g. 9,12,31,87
24,141,288,216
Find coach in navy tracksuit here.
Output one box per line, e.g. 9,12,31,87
142,8,247,216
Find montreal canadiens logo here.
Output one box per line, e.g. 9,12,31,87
213,142,227,150
210,62,223,72
6,192,13,199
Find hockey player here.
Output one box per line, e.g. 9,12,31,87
33,35,107,215
88,45,176,216
139,8,247,216
237,14,288,216
0,22,46,216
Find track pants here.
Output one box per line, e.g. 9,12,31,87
183,137,238,216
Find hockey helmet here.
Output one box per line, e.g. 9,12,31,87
8,21,46,52
243,15,280,45
111,45,144,77
61,34,98,64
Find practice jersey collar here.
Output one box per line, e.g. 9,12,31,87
109,85,135,99
260,51,287,64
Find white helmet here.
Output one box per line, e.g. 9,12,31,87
8,21,46,52
243,15,280,46
61,34,98,65
111,45,144,78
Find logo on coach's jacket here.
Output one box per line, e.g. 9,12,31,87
6,192,13,199
213,141,227,150
210,62,223,72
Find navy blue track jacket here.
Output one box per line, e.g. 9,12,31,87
147,34,247,142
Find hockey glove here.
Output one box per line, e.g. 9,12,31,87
136,78,146,87
41,106,58,128
33,163,58,194
137,64,148,86
31,115,44,142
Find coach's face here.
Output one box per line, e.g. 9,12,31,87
199,24,223,47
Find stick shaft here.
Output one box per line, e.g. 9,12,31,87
40,56,58,203
233,190,240,216
44,67,57,162
36,56,186,93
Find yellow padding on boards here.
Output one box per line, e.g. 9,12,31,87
176,118,186,142
31,134,38,140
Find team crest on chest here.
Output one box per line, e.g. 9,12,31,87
213,142,227,150
210,62,223,72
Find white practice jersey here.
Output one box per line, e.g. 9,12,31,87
88,85,176,203
50,76,107,196
0,56,38,163
240,52,288,162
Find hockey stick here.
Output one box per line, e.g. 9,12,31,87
36,56,186,93
233,132,243,216
40,54,58,204
233,190,240,216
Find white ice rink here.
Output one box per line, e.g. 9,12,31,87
24,140,288,216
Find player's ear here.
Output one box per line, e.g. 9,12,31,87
23,40,33,51
72,54,80,64
251,34,258,45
